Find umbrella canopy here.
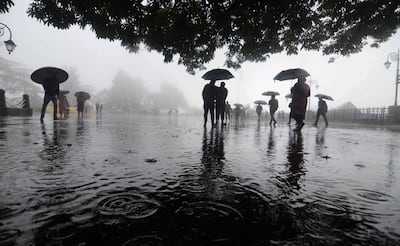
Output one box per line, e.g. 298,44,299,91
31,67,68,84
59,90,70,95
201,68,234,81
233,103,243,107
315,94,333,101
75,91,90,100
262,91,280,96
273,68,310,81
254,100,267,105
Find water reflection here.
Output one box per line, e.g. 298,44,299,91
267,128,276,158
39,122,69,162
315,127,326,156
285,131,305,190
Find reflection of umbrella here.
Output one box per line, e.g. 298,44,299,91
273,68,310,81
315,94,333,101
60,90,70,95
254,100,267,105
31,67,68,84
262,91,280,96
75,91,90,100
285,94,293,99
233,103,243,107
202,69,234,81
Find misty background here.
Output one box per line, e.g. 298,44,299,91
1,0,400,112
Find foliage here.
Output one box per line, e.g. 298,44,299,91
0,0,13,14
147,82,188,110
11,0,398,73
0,57,42,107
105,70,147,112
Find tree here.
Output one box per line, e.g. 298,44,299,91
60,67,95,105
106,70,147,112
147,82,188,110
5,1,400,73
0,57,42,107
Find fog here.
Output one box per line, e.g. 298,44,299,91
1,0,400,111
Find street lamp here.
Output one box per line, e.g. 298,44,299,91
0,22,17,54
384,49,400,106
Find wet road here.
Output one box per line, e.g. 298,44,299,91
1,115,400,245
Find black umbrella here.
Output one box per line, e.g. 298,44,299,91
201,69,234,81
60,90,70,95
75,91,90,100
315,94,333,101
262,91,280,96
31,67,68,84
254,100,267,105
233,103,243,108
273,68,310,81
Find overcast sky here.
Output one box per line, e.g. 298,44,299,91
1,0,400,110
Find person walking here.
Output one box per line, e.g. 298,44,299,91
269,95,278,127
202,80,217,127
216,82,228,125
58,93,69,120
225,101,232,122
313,97,329,127
290,77,310,131
40,78,60,122
256,104,263,120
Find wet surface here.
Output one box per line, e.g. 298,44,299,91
1,115,400,245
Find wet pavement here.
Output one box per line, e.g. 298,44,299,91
1,114,400,245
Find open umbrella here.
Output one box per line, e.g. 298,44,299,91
75,91,90,100
31,67,68,84
201,68,234,81
233,103,243,107
60,90,70,95
254,100,267,105
315,94,333,101
262,91,280,96
273,68,310,81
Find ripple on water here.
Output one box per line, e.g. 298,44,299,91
122,235,165,246
174,201,244,242
353,189,396,203
0,205,24,220
97,193,161,219
0,228,22,245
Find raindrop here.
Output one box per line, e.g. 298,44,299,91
97,193,161,219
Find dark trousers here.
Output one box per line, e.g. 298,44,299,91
216,102,225,122
41,94,58,120
203,101,215,125
314,111,328,126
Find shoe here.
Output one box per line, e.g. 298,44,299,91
54,117,60,120
40,118,44,123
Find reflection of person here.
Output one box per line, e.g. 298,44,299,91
96,102,100,115
58,94,69,120
256,104,263,120
216,82,228,125
290,77,310,131
225,101,232,122
202,80,217,127
313,97,329,127
286,131,305,189
40,78,60,122
269,95,278,127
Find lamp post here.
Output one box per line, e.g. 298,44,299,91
384,49,400,106
0,22,17,54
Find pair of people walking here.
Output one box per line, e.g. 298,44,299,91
202,80,228,127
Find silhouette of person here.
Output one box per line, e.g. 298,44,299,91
269,95,278,126
58,94,69,120
256,104,263,120
225,101,232,122
216,82,228,125
290,77,310,131
96,102,100,115
313,97,329,127
76,95,86,119
40,78,60,122
202,80,218,127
